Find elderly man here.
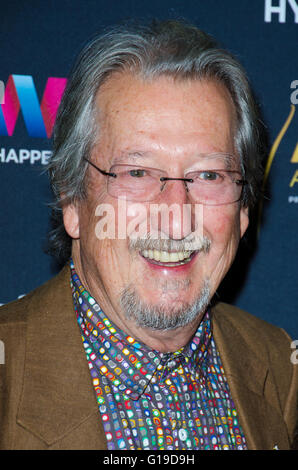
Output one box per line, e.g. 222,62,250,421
0,20,297,450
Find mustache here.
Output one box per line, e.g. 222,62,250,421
128,234,211,253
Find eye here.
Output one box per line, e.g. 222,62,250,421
129,168,146,178
199,171,221,181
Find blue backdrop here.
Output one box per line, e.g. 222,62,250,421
0,0,297,340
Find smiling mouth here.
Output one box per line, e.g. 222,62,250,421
140,249,197,267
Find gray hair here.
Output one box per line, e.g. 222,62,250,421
47,19,264,263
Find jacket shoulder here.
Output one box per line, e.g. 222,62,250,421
0,265,70,328
0,294,32,327
0,265,71,374
0,266,71,450
212,302,298,447
212,301,292,346
212,301,295,406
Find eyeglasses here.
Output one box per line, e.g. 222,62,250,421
84,157,247,205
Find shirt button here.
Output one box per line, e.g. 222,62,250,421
178,428,188,441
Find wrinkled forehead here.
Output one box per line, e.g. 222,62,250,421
92,72,238,168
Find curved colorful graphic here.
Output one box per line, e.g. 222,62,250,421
0,75,67,138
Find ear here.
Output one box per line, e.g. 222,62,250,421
240,205,249,238
63,202,80,239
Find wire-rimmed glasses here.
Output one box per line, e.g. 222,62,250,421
84,156,247,206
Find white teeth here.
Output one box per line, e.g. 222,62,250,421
169,252,179,262
160,251,169,262
141,249,192,263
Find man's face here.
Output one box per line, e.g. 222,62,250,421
64,73,248,339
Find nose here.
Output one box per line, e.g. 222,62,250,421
149,178,195,240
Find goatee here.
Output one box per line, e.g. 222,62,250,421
120,281,210,331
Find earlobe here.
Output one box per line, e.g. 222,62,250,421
240,206,249,238
63,203,80,239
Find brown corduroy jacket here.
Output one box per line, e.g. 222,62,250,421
0,265,297,450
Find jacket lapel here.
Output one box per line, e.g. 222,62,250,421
212,303,290,450
16,265,107,449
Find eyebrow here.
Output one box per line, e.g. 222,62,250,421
117,151,152,161
198,153,238,170
114,151,239,169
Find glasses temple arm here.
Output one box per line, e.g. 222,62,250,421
83,157,117,178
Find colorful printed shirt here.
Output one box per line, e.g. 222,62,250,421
70,261,247,450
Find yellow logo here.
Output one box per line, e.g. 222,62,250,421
258,81,297,234
264,103,297,190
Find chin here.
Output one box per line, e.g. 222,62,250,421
120,280,211,331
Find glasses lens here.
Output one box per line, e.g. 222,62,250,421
106,164,244,205
107,165,166,201
185,170,243,205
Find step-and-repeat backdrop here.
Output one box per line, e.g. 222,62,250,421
0,0,297,340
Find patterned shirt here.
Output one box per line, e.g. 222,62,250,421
70,261,247,450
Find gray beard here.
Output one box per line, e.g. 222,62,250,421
120,280,211,331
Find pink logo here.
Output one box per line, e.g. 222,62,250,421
0,74,67,138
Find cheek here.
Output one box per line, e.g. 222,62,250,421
79,203,99,249
204,206,241,246
200,207,242,288
114,200,151,241
79,198,136,270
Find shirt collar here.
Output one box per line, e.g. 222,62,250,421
70,259,212,400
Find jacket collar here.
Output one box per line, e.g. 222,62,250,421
16,266,290,449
